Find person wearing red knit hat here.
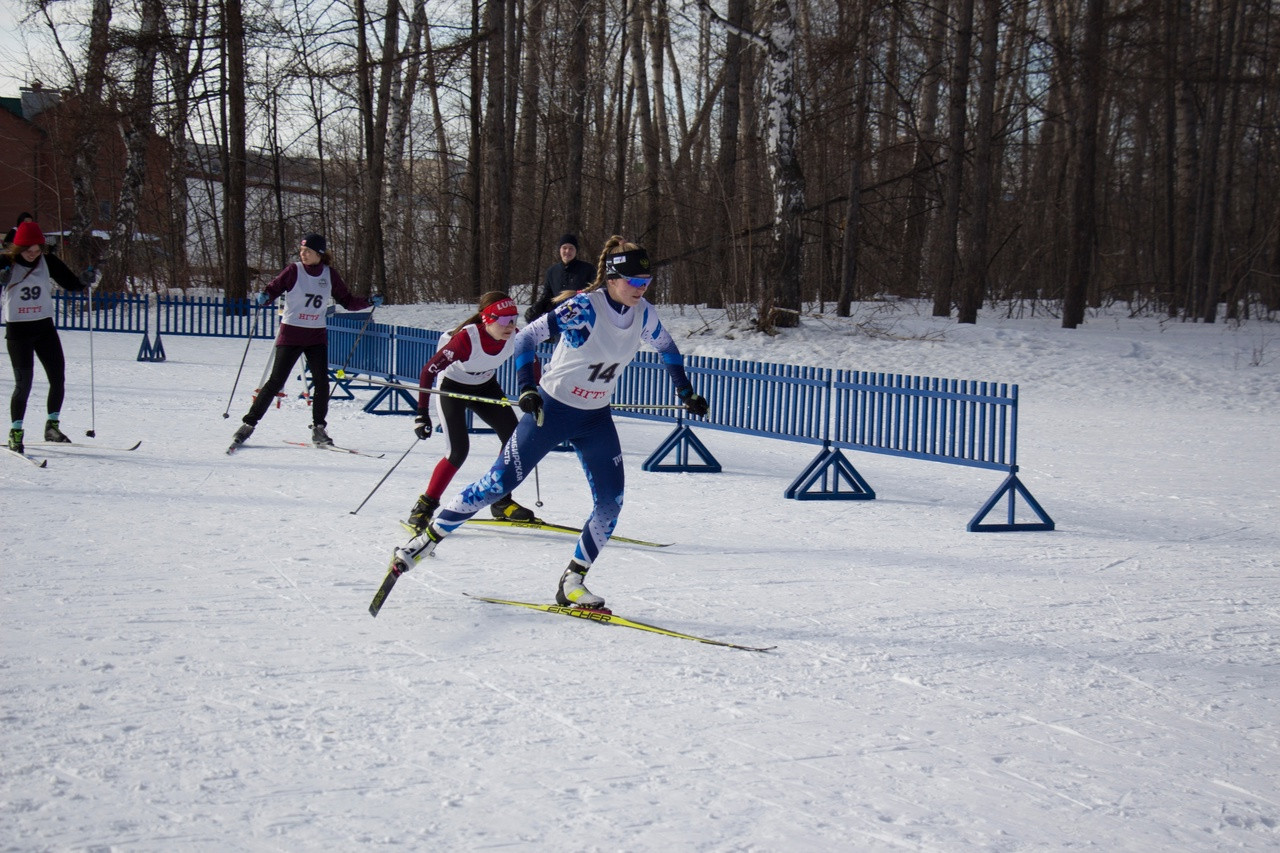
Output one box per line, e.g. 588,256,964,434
2,220,96,453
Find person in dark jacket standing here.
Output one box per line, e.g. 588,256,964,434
228,233,379,450
2,220,94,452
3,212,34,247
524,234,596,330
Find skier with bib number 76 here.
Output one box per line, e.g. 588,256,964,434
389,235,709,612
228,233,379,451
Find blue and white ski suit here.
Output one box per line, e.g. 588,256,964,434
433,289,693,568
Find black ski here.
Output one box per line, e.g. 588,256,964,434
464,594,775,652
4,447,48,468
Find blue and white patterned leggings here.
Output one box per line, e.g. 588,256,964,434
434,390,624,568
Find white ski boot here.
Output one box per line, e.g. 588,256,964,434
556,562,605,610
392,524,443,574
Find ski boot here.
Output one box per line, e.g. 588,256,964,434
405,495,440,536
556,561,606,610
8,428,24,453
231,423,254,447
491,495,537,522
44,419,71,443
311,423,334,446
392,524,443,574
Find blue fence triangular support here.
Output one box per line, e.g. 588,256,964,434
302,367,355,400
362,385,417,416
641,424,721,473
785,446,875,500
967,471,1056,532
136,331,165,362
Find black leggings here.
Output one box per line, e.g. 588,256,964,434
243,343,330,426
436,376,518,469
7,321,66,424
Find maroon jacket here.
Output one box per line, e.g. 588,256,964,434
263,262,372,347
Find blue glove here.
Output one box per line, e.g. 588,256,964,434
253,292,268,306
370,295,385,307
679,387,710,417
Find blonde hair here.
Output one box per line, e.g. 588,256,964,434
450,290,512,335
551,234,639,306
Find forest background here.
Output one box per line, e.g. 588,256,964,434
2,0,1277,331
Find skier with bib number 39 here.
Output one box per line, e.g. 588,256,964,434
389,235,709,612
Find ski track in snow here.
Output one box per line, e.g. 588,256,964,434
2,303,1278,851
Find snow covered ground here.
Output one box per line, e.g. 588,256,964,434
2,301,1277,851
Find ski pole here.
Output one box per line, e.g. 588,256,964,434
358,375,521,407
222,299,262,419
333,301,379,380
534,466,543,508
358,375,545,427
350,435,419,515
612,403,688,410
84,282,97,437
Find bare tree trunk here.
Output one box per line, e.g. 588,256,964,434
1063,0,1103,328
565,0,589,234
710,0,747,310
1196,0,1243,323
223,0,248,301
902,0,948,299
837,1,874,316
386,0,429,301
484,0,512,292
103,0,164,293
932,0,975,318
467,0,483,299
67,0,113,271
628,0,661,242
764,0,804,329
958,0,999,324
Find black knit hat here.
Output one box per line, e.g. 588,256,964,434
301,233,327,255
558,233,578,249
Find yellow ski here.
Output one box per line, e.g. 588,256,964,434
464,594,775,652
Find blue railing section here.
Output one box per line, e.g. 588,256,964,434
52,292,150,332
158,296,278,339
35,295,1051,531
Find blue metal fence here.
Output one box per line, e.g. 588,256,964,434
158,296,277,339
53,292,149,332
35,295,1051,530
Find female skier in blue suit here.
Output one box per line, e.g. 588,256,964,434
390,234,709,610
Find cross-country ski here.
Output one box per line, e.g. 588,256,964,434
464,593,776,652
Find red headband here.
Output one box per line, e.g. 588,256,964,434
480,298,517,322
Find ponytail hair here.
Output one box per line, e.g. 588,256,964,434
450,290,512,335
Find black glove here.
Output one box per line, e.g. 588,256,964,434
414,409,432,440
518,388,543,415
518,388,544,426
679,387,709,417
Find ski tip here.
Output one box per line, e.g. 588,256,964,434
37,458,48,468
